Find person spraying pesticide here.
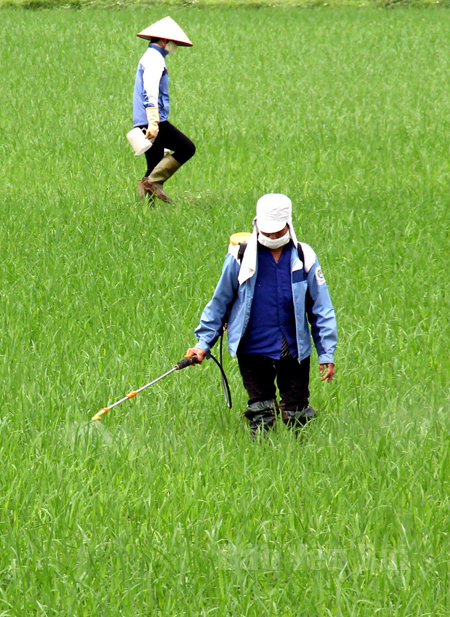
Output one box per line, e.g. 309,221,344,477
132,16,196,203
186,194,338,436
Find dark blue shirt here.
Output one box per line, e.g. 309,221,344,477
238,243,298,359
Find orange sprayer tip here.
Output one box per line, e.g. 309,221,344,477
91,408,109,422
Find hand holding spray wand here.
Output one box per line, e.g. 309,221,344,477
91,355,200,422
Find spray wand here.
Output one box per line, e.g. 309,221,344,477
91,355,199,422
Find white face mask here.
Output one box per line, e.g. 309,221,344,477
258,229,290,250
165,41,178,55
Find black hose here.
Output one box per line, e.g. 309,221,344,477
210,331,232,409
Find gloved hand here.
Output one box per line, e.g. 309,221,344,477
145,106,160,141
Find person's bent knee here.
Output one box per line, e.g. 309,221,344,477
185,140,196,161
173,140,195,167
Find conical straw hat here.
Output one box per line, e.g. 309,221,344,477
137,16,193,47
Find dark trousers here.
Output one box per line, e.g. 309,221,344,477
237,353,310,412
141,120,196,177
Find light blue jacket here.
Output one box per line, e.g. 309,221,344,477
133,44,170,127
195,242,337,365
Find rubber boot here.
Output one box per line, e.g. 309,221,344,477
244,399,276,438
142,154,181,203
283,405,316,430
137,177,155,205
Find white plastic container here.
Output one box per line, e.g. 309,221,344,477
126,127,153,156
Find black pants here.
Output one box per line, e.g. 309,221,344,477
237,353,310,412
140,120,196,177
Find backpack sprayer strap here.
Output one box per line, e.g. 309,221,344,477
237,242,247,263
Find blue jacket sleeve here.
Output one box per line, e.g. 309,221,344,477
305,257,337,365
194,254,240,357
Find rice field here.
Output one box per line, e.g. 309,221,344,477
1,5,450,615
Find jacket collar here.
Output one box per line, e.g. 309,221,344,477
149,43,169,58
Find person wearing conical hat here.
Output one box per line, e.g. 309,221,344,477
133,17,195,203
186,194,337,437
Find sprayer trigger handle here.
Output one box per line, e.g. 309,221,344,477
175,355,200,370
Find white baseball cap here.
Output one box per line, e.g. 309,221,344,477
256,193,292,233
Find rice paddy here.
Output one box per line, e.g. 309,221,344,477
1,5,450,615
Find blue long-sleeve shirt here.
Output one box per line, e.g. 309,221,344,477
133,44,170,127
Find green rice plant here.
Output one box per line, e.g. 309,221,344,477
0,6,450,616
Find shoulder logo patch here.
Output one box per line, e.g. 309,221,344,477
315,266,326,286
